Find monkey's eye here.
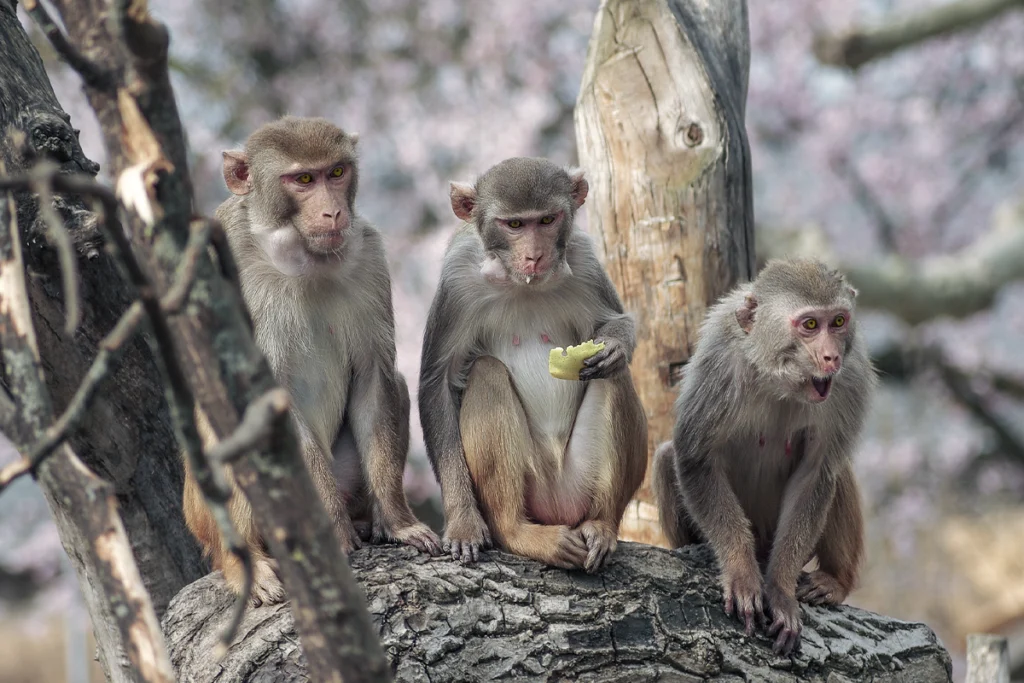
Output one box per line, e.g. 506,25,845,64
802,319,818,330
296,173,313,184
833,315,846,327
330,166,345,178
540,215,555,224
507,220,523,229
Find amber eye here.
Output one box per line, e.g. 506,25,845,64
296,173,313,184
507,220,522,229
540,215,555,224
330,166,344,178
802,319,818,330
833,315,846,327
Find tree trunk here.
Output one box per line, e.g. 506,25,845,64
164,543,953,682
575,0,756,547
0,0,204,612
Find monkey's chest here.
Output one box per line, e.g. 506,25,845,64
488,326,584,455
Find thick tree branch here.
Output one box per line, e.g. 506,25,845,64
0,192,174,683
814,0,1024,70
760,200,1024,324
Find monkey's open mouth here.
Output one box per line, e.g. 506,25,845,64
811,376,832,399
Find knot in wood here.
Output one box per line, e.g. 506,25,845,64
684,122,703,147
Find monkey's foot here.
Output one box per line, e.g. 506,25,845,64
249,558,286,607
442,512,493,564
720,562,765,635
578,520,618,573
506,524,588,570
797,570,848,606
765,584,802,656
334,517,363,555
383,521,443,556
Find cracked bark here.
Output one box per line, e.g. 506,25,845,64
575,0,756,547
0,0,203,618
163,543,953,682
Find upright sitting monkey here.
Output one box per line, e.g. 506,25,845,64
183,116,440,605
419,157,648,572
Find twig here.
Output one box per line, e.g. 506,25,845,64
0,218,213,493
30,162,81,334
22,0,114,90
208,389,291,465
935,352,1024,468
0,168,253,647
814,0,1024,70
830,154,898,252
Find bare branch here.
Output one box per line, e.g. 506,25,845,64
21,0,113,89
0,188,174,683
814,0,1024,70
207,389,291,465
760,200,1024,325
830,153,898,252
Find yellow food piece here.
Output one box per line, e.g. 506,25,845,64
548,340,605,381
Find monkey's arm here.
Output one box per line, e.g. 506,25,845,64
418,272,492,562
574,236,636,381
347,362,441,555
673,380,764,635
762,445,841,654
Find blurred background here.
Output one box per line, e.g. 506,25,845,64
1,0,1022,680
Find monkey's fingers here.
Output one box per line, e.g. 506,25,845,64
393,523,443,556
579,350,625,381
765,590,802,655
549,527,589,569
578,520,617,573
796,570,844,606
768,618,801,656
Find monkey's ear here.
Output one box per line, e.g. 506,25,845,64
735,293,757,333
450,182,477,222
222,150,252,196
567,168,589,209
348,132,360,145
848,285,859,299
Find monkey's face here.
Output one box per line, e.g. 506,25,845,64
785,306,853,403
274,161,354,256
479,210,571,286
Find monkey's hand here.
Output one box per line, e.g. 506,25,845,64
579,337,627,381
443,510,493,564
249,557,286,607
720,561,765,636
796,570,849,606
578,520,618,573
765,584,802,656
374,518,443,556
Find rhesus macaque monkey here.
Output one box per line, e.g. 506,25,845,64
183,116,441,605
653,258,876,654
419,157,648,572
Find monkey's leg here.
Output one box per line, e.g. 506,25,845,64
185,410,284,606
763,458,839,655
295,418,363,554
460,356,589,569
349,368,441,555
798,462,863,606
651,441,697,549
568,373,647,572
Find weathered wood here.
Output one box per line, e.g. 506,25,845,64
164,543,953,682
966,634,1010,683
0,194,173,681
32,1,392,679
575,0,755,545
0,1,204,614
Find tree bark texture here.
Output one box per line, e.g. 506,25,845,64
0,0,204,613
28,1,392,678
164,543,953,682
574,0,756,546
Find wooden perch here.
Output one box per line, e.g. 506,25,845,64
759,200,1024,325
575,0,755,546
814,0,1024,70
163,544,954,682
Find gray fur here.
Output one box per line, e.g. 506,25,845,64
420,158,634,559
653,258,877,654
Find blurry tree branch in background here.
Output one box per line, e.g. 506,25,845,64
814,0,1024,70
761,199,1024,325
